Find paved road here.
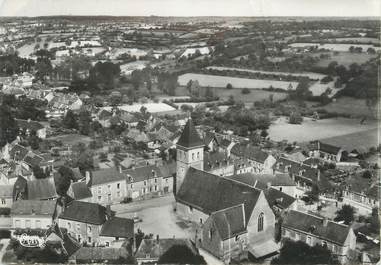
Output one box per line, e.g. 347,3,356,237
0,238,10,265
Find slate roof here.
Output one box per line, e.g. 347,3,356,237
283,210,351,245
177,119,203,148
69,181,92,200
228,173,296,188
311,141,341,154
231,144,270,163
23,154,43,167
59,201,109,225
91,168,125,186
210,204,246,240
27,178,58,200
203,131,216,146
125,165,162,183
176,167,261,222
264,188,296,210
135,238,198,260
9,144,29,161
204,151,231,170
11,200,56,216
100,217,134,238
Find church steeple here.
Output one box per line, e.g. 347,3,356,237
175,118,204,194
177,118,203,148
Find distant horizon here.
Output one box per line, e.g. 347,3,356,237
0,0,379,17
0,15,380,18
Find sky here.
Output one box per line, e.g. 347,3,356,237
0,0,379,17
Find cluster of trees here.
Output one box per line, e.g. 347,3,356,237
0,94,47,148
334,204,355,225
272,239,338,264
211,102,271,137
89,61,121,90
0,53,35,75
62,110,93,135
157,73,178,96
34,49,54,81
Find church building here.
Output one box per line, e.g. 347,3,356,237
175,119,279,263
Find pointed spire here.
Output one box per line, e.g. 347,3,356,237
177,118,204,148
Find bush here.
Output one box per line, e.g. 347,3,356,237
362,170,372,179
289,111,303,124
121,197,132,204
241,88,251,94
0,208,11,216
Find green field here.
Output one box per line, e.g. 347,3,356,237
315,52,376,67
268,116,378,143
315,96,378,119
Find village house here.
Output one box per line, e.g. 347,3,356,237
226,172,297,198
125,164,167,199
68,246,130,264
282,210,357,264
203,151,235,177
309,141,343,163
89,168,127,205
10,199,58,233
58,201,134,247
135,238,199,265
67,180,93,202
230,144,276,174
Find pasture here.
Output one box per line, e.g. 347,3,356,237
178,73,298,90
206,66,326,80
315,96,378,119
315,52,376,67
268,116,378,143
289,43,380,52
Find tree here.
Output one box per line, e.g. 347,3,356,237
78,110,92,135
158,245,206,264
32,166,47,179
62,110,78,129
56,166,74,196
362,170,372,179
335,204,355,225
289,111,303,124
89,61,121,90
226,83,233,89
241,88,251,94
272,239,337,264
260,129,269,138
0,105,19,148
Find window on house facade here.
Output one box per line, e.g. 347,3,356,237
88,237,92,243
197,152,200,159
131,184,133,189
107,185,111,191
235,235,239,241
117,191,120,197
87,226,92,234
98,187,102,193
68,222,71,229
154,178,157,183
77,224,80,231
117,183,120,189
306,236,312,245
25,220,31,228
98,196,102,201
1,199,5,205
189,206,193,213
258,213,264,232
154,185,157,191
192,153,195,161
144,181,147,186
35,220,41,229
209,229,213,239
15,220,20,228
279,187,282,192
